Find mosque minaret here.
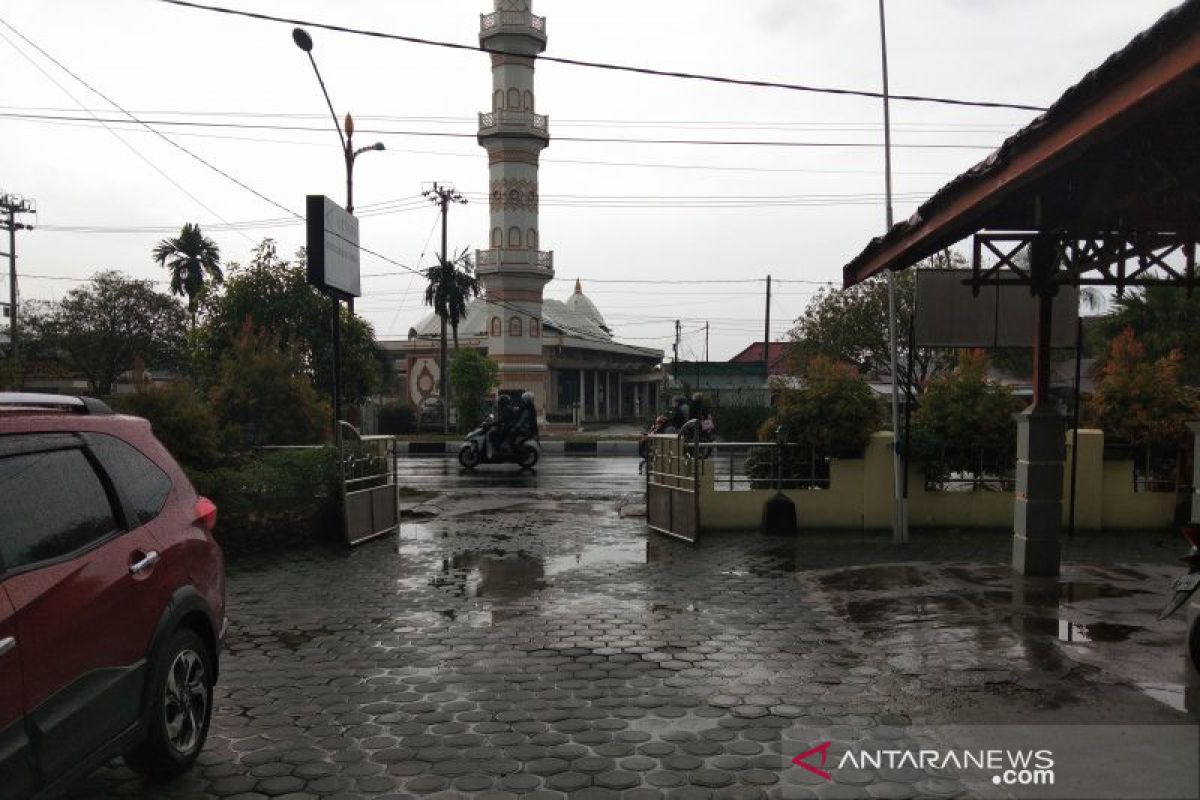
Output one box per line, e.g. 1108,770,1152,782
475,0,553,409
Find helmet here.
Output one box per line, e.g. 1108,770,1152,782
691,392,704,405
521,391,535,405
672,395,685,407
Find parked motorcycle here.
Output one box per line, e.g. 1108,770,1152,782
459,419,539,470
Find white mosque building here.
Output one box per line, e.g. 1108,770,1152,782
384,0,663,425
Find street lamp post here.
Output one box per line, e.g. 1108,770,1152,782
292,27,385,436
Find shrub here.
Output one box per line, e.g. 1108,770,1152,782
186,446,340,554
378,402,417,435
111,382,220,468
1087,327,1198,449
715,403,771,443
760,357,882,455
910,350,1023,488
448,348,499,432
208,323,329,447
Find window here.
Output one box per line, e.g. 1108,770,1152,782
530,319,541,337
507,87,520,108
84,433,172,526
491,227,502,247
0,448,119,570
493,89,503,110
523,90,533,111
490,316,502,336
526,228,538,249
508,226,522,247
509,316,523,336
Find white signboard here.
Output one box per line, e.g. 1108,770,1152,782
914,270,1078,348
306,195,360,298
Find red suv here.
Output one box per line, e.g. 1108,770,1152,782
0,393,225,799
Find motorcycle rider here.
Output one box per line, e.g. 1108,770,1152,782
666,395,689,433
488,394,516,459
508,391,538,453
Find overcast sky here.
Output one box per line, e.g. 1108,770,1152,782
0,0,1181,360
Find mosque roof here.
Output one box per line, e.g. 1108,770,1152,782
408,280,616,344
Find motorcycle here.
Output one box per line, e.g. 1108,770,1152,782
459,418,539,471
1159,524,1200,620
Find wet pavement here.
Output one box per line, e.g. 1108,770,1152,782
68,456,1196,798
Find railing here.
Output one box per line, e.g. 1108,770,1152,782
1105,444,1191,493
919,447,1015,492
475,248,554,272
706,441,832,492
480,11,547,35
478,110,550,137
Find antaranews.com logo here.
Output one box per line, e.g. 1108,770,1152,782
793,741,1055,787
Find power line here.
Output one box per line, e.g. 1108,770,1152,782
0,18,300,221
0,111,1000,150
153,0,1047,112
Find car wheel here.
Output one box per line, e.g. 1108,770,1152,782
125,628,214,781
459,444,480,469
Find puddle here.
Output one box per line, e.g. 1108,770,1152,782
819,565,928,591
1013,616,1145,643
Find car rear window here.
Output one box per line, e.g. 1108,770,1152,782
0,448,120,570
84,433,172,526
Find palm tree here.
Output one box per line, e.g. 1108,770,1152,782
152,223,223,331
423,249,482,426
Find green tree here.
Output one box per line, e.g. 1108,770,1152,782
24,271,188,395
909,350,1024,488
1087,327,1198,449
1099,286,1200,385
422,250,482,417
198,239,380,405
761,357,883,455
787,251,961,395
208,322,330,447
110,382,221,468
152,223,223,331
448,348,499,432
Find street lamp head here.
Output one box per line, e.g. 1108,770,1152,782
344,112,355,138
371,142,385,151
291,27,313,52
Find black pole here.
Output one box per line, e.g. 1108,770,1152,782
330,295,342,446
763,275,772,382
439,189,449,434
903,310,915,499
1068,315,1083,537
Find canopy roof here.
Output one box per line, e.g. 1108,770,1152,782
842,0,1200,287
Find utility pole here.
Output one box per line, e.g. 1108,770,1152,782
763,274,772,383
879,0,908,545
704,322,709,363
673,319,681,379
423,182,467,434
0,192,35,383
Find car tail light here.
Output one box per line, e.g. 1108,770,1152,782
1183,526,1200,549
195,496,218,532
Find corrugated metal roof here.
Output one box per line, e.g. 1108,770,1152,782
842,0,1200,286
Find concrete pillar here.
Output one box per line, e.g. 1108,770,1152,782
618,373,624,419
1064,429,1104,532
593,369,600,421
1190,422,1200,524
863,432,895,530
1013,406,1066,576
578,368,585,422
606,371,612,420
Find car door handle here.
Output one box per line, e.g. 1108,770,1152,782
129,551,160,575
0,637,14,657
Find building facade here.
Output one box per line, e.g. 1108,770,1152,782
382,1,662,425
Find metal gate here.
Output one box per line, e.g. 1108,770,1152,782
645,431,702,543
340,423,401,546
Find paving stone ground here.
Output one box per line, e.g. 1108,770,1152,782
64,475,1192,799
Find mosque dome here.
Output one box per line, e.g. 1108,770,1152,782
564,279,609,333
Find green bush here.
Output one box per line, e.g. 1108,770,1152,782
910,350,1023,488
715,403,771,443
111,382,220,468
761,357,883,455
208,323,329,447
186,446,341,553
378,402,417,435
448,348,499,433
